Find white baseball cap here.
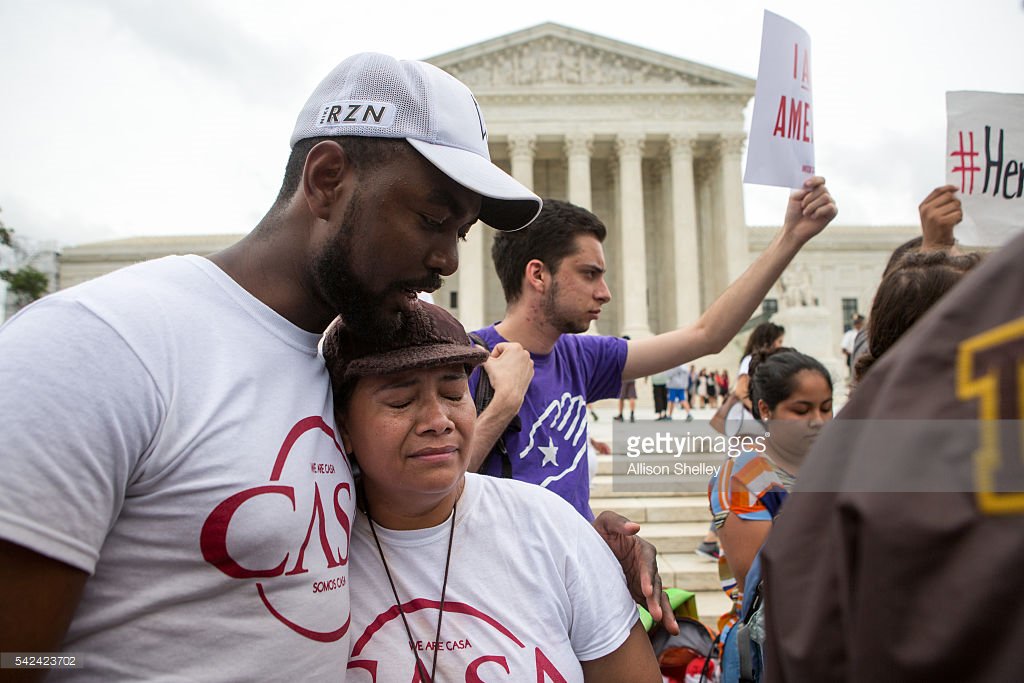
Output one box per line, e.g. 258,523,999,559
290,52,542,231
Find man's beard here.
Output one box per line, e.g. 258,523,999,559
542,280,589,335
313,193,441,336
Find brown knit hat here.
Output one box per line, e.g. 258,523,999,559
323,301,488,383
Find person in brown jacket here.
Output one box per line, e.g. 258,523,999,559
761,230,1024,682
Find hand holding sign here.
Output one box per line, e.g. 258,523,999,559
745,11,816,189
781,176,838,246
918,185,962,252
946,91,1024,247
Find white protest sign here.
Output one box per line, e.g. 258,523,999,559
744,11,815,189
946,91,1024,247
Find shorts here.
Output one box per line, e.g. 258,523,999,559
667,388,687,404
618,380,637,400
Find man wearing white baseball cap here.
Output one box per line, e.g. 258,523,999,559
290,52,542,232
0,52,546,681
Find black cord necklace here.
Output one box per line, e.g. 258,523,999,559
366,500,457,682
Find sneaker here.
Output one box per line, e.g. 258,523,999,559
613,414,624,422
686,413,694,422
695,541,720,562
629,412,635,423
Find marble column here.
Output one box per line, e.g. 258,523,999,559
456,222,486,332
507,133,536,190
655,157,674,332
615,133,652,339
564,134,593,210
717,134,749,285
694,156,718,310
668,134,702,329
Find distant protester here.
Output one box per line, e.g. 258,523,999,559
734,322,786,415
665,364,693,421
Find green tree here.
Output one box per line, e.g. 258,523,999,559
1,268,49,306
0,209,50,309
0,216,12,248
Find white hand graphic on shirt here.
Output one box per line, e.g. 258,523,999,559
516,393,589,488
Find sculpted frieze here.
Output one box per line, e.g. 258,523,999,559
443,37,719,88
624,101,736,121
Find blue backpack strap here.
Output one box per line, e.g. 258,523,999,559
735,622,758,683
722,554,766,683
723,487,787,682
740,555,765,622
739,485,784,624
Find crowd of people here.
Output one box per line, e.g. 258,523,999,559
706,183,1019,683
667,366,732,410
648,365,731,421
0,47,1018,683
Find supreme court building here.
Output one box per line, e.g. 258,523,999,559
430,22,756,340
56,23,918,369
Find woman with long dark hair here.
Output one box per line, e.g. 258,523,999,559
855,250,980,382
709,348,833,611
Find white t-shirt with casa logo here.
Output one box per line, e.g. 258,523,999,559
347,474,639,681
0,255,355,681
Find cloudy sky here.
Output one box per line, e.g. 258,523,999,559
1,0,1021,247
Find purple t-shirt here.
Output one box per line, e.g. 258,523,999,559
470,325,628,520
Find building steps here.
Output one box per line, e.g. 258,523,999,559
587,406,732,626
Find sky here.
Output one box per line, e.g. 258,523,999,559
1,0,1022,248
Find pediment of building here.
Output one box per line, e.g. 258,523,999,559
60,234,241,261
428,22,754,93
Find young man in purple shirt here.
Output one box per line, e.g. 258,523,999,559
469,182,837,520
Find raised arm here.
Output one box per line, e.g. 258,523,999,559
467,342,533,472
622,177,837,381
